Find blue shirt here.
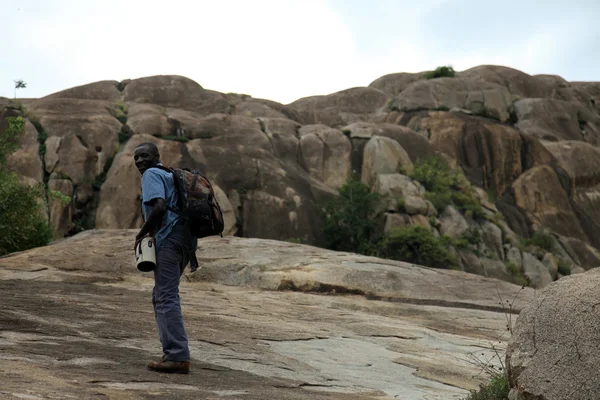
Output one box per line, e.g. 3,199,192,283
140,165,184,249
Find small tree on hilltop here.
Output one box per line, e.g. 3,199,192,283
14,79,26,99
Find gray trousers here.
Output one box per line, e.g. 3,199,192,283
152,220,195,362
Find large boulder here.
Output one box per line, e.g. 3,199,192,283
397,111,538,195
390,78,513,122
361,136,413,187
43,80,122,102
544,141,600,248
368,72,426,97
123,75,230,115
288,87,389,128
506,269,600,400
127,103,171,137
511,165,588,242
341,122,435,171
5,118,44,183
26,97,122,184
298,125,352,189
514,98,600,144
258,118,302,165
458,65,554,99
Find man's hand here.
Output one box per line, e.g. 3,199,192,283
134,234,145,251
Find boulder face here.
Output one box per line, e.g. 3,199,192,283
506,269,600,400
123,75,231,115
26,97,122,185
368,72,426,97
390,78,513,122
515,98,600,144
43,80,122,102
458,65,555,99
288,87,390,128
397,111,526,195
4,66,600,286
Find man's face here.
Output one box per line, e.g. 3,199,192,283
134,145,159,175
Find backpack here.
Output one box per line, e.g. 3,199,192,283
151,165,225,239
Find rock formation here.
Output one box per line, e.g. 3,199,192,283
506,268,600,400
1,65,599,288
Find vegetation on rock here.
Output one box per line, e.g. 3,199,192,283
424,65,456,79
0,116,53,256
409,156,485,219
321,176,381,255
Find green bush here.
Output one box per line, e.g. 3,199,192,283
522,231,555,252
424,65,456,80
409,156,485,218
464,374,509,400
321,177,381,255
381,225,458,269
557,260,571,276
0,116,25,164
0,170,53,256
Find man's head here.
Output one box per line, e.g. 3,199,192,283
134,142,160,175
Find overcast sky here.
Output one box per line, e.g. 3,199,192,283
1,0,598,104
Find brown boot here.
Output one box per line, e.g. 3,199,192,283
147,358,190,374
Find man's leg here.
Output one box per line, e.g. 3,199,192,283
149,229,190,371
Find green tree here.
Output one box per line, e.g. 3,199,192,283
0,115,53,256
321,177,381,255
14,79,26,99
0,115,25,164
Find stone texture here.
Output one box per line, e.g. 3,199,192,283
48,178,74,237
5,119,44,183
397,111,527,195
43,80,122,102
521,252,553,289
27,97,122,184
0,230,536,399
127,103,171,137
511,165,588,242
288,87,389,128
368,72,426,97
361,136,412,186
299,124,352,189
514,98,600,144
507,269,600,400
123,75,230,115
458,65,555,99
438,206,469,239
390,78,513,122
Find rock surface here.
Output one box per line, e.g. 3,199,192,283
0,231,535,400
506,268,600,400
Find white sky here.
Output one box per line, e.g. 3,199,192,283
1,0,599,104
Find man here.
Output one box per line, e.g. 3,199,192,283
134,142,197,374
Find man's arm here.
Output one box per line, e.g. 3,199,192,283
136,198,166,241
136,169,167,246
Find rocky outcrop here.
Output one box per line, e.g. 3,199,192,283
123,75,231,115
368,72,426,97
298,125,352,189
506,269,600,400
26,97,122,185
4,64,600,289
43,80,122,102
390,78,513,122
288,87,389,128
458,65,554,99
0,230,537,399
514,98,600,144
